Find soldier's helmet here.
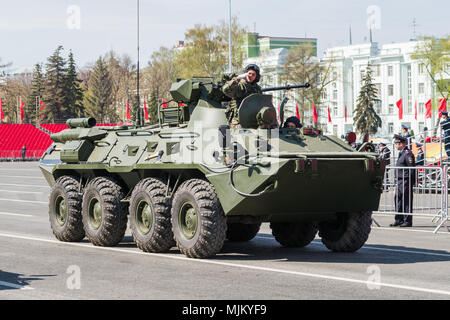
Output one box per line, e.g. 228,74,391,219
244,64,261,83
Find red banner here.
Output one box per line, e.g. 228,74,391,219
439,98,447,117
396,99,403,120
312,103,318,123
143,99,149,121
414,101,417,120
295,104,300,121
0,99,4,120
20,99,24,121
425,99,432,119
162,100,167,109
327,106,332,123
126,100,131,120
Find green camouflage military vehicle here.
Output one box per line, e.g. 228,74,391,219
40,78,386,259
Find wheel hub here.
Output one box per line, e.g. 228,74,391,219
179,203,197,239
88,198,102,230
54,195,67,226
136,200,153,235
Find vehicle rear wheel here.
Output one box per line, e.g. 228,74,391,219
171,179,226,259
318,212,372,252
130,178,175,253
49,176,85,242
270,222,318,247
226,222,261,242
82,177,128,247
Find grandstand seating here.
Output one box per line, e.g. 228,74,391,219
0,124,53,159
40,123,69,133
0,123,130,160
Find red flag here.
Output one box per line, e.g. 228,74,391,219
425,99,432,119
439,98,447,117
295,104,300,121
0,99,4,120
126,100,131,120
414,101,417,120
312,103,318,123
162,100,167,109
143,99,149,121
327,106,332,123
345,105,347,122
20,99,24,121
396,99,403,120
39,99,45,110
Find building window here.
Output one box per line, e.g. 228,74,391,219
375,101,382,114
373,65,381,77
388,123,394,134
419,102,425,114
388,65,393,77
418,83,425,94
388,85,394,96
322,90,327,100
389,104,394,114
418,64,424,75
333,90,338,100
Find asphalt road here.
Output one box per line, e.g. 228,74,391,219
0,161,449,300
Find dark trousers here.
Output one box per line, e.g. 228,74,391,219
395,179,413,225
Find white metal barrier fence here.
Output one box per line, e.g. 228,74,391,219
374,165,449,233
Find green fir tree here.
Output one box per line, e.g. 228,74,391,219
42,46,67,123
353,63,382,139
26,63,45,125
65,50,84,118
84,57,114,123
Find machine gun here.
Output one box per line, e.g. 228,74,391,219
261,83,310,126
261,83,310,92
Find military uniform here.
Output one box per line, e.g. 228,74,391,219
393,135,416,227
222,77,262,128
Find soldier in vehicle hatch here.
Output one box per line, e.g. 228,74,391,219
222,64,262,128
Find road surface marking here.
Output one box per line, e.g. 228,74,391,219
0,189,44,195
0,212,34,218
0,281,34,290
0,175,44,179
0,232,449,297
0,198,47,204
0,183,49,188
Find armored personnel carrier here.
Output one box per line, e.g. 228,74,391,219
40,78,386,258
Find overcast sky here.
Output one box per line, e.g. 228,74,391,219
0,0,448,70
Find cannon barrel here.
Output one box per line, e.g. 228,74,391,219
50,129,82,143
66,117,97,128
261,83,310,92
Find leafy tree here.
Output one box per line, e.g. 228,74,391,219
412,36,450,133
42,46,68,123
175,18,247,80
65,50,84,118
353,63,382,139
84,57,114,123
281,43,337,123
26,63,45,124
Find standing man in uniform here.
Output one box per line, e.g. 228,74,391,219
390,135,416,227
401,124,412,148
222,64,262,128
439,111,450,158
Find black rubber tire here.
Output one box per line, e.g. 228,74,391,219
49,176,85,242
171,179,227,259
226,222,261,242
270,222,318,248
81,177,128,247
319,212,372,252
129,178,175,253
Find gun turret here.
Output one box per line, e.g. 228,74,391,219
261,83,310,92
51,118,106,143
